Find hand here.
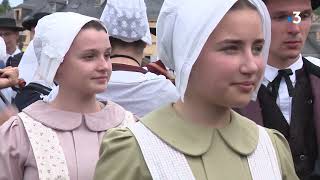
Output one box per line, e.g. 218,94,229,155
0,67,19,89
0,106,18,126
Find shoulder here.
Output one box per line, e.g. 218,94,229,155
6,52,23,67
264,128,291,157
0,114,32,178
0,114,31,151
105,100,126,111
13,52,24,61
106,101,138,126
303,56,320,78
95,127,151,180
1,114,27,140
305,56,320,67
143,73,179,98
265,128,299,179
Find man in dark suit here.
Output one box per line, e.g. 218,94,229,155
238,0,320,179
0,18,24,67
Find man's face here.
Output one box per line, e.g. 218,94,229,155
266,0,312,64
0,28,19,55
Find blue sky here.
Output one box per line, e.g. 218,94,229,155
2,0,23,7
10,0,22,7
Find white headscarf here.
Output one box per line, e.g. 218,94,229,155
157,0,271,101
100,0,152,45
33,12,106,88
0,37,6,63
18,40,38,84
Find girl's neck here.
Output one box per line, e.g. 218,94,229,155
49,87,101,114
173,97,231,128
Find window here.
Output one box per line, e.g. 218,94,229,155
14,9,22,21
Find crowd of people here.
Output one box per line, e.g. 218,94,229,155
0,0,319,179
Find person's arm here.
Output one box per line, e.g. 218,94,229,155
94,128,152,180
0,116,30,180
0,106,18,126
268,129,299,180
0,67,19,89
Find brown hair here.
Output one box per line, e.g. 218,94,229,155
109,37,146,55
229,0,258,11
262,0,316,6
81,20,107,33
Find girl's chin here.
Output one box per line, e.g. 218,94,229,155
230,98,251,108
92,86,107,94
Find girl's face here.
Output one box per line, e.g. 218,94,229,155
55,28,112,96
187,8,265,108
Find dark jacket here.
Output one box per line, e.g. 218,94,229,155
6,52,23,67
238,57,320,179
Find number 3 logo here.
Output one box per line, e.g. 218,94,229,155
293,11,301,24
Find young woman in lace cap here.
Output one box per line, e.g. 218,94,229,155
94,0,298,179
0,12,135,180
97,0,179,117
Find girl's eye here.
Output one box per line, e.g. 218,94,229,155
83,54,95,60
104,53,111,59
252,45,263,55
273,15,288,21
221,46,239,55
300,12,311,20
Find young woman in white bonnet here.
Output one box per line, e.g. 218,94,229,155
0,12,135,180
94,0,298,179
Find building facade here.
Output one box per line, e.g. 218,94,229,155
4,0,162,58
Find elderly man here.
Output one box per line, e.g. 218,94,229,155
0,17,24,67
238,0,320,179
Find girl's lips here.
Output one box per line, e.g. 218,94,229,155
283,41,302,48
92,76,108,83
233,81,255,92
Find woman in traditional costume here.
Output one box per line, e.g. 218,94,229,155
0,12,135,180
94,0,298,179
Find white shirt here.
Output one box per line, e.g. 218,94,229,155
97,70,180,117
4,47,21,65
262,55,303,124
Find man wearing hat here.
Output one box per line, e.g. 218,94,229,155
238,0,320,179
0,17,24,66
22,12,50,40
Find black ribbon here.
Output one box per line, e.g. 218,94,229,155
110,54,141,66
267,69,294,98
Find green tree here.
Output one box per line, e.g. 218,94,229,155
0,0,11,15
315,7,320,16
1,0,10,9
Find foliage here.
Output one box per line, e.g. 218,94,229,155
0,0,11,15
315,7,320,16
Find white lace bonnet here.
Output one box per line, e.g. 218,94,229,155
100,0,152,45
